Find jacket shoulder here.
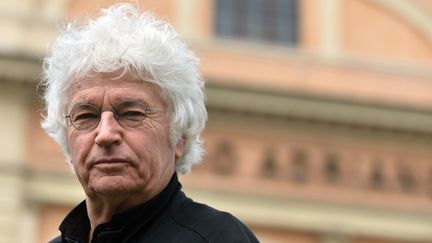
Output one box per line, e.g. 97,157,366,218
171,192,259,243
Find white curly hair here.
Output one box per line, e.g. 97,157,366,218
41,3,207,174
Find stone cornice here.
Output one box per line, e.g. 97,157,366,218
206,83,432,135
0,52,41,84
183,186,432,242
23,169,83,206
9,167,432,242
191,39,432,80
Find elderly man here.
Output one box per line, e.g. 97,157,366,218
42,3,259,243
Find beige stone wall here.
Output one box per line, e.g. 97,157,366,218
1,0,432,242
343,0,432,65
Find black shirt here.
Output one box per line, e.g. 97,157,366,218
50,174,259,243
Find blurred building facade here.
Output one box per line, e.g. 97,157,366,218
1,0,432,242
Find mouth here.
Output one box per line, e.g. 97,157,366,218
92,158,130,169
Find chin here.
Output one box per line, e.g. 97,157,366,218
89,177,139,196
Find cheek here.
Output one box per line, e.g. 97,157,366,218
131,133,174,167
69,134,94,182
68,132,93,162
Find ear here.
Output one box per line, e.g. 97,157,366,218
175,138,186,160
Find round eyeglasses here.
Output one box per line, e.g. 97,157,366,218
65,100,168,131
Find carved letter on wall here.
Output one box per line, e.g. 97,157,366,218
370,162,385,190
397,163,416,193
324,153,340,184
290,149,309,183
212,140,237,176
262,148,278,178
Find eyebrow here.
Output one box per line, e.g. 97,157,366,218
68,102,98,111
116,98,152,107
70,99,152,109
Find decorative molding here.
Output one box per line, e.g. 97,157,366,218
14,166,432,242
367,0,432,44
206,84,432,134
24,170,83,206
319,0,343,58
198,131,432,208
174,0,198,39
0,53,41,84
0,84,34,163
192,38,432,81
183,186,432,242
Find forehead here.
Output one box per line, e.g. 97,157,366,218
68,71,165,106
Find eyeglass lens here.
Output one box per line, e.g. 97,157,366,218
67,100,154,131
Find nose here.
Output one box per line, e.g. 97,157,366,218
94,111,122,147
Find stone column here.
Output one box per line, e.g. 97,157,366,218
0,81,33,243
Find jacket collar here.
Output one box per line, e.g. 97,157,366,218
59,173,181,243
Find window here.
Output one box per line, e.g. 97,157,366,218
215,0,298,45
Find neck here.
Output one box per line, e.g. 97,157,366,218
86,196,123,241
85,193,150,241
85,187,166,241
84,173,177,241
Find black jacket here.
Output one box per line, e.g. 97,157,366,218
50,174,259,243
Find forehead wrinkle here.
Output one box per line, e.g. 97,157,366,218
67,72,167,111
67,86,108,112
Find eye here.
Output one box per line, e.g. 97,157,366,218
69,105,100,123
74,112,99,122
118,110,146,121
114,100,152,127
67,104,102,130
116,101,148,119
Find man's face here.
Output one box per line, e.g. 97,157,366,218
66,72,183,203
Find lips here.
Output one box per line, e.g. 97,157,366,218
91,158,130,168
